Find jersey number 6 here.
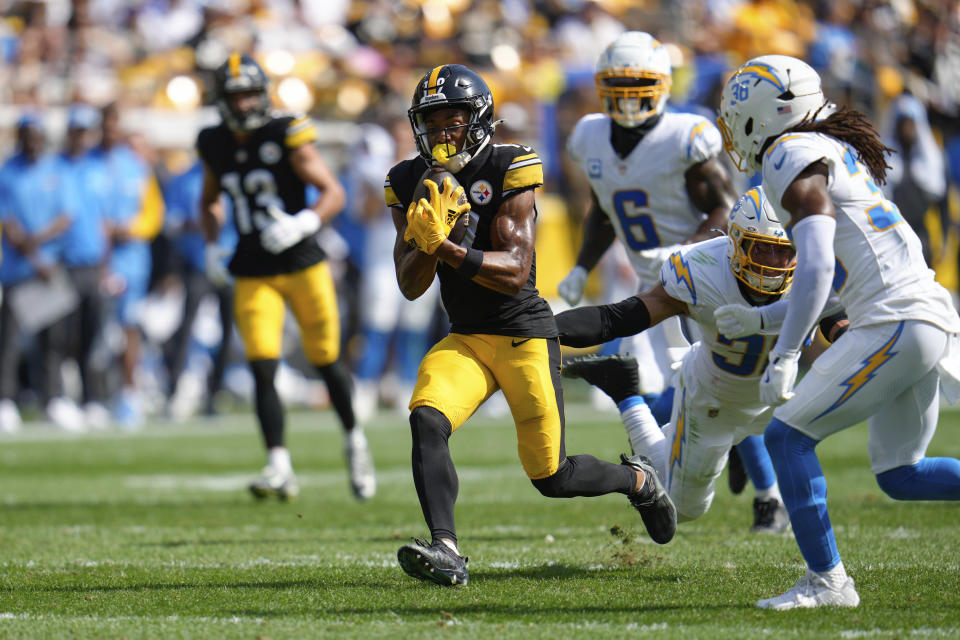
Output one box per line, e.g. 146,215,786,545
612,189,661,251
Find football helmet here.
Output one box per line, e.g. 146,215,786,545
717,55,826,173
214,52,271,132
408,64,496,172
595,31,672,127
727,186,795,295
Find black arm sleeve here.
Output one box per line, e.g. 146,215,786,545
555,296,651,348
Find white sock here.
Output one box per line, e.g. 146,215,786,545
755,483,782,502
621,400,664,457
268,447,292,475
815,560,849,588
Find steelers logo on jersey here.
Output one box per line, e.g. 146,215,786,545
469,180,494,206
259,141,282,165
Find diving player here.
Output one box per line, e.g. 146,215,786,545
198,53,375,501
558,187,831,534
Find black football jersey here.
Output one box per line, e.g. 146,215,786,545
197,114,325,276
385,143,557,338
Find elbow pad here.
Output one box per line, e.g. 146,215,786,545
556,296,651,348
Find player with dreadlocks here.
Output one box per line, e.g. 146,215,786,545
716,55,960,610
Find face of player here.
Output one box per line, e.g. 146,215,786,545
227,90,262,115
422,107,471,155
17,126,44,161
749,240,795,274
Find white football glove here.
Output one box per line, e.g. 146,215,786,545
558,265,589,306
204,244,232,288
260,206,321,255
759,349,801,407
714,303,762,339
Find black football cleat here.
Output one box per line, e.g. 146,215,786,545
750,497,791,534
397,538,469,586
727,446,748,495
562,354,640,405
620,453,677,544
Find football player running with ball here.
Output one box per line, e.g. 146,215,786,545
387,64,677,587
718,55,960,610
198,53,375,502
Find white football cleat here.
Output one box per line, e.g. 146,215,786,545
345,427,376,500
249,465,299,501
756,569,860,610
46,397,87,433
0,398,22,434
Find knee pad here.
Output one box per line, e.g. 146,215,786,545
410,406,452,442
876,465,916,500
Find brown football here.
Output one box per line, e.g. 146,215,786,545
410,165,473,246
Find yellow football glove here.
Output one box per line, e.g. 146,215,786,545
403,198,450,255
424,177,471,228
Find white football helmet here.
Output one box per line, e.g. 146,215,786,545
717,55,826,173
595,31,672,127
727,186,795,295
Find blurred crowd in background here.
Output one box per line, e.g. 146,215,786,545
0,0,959,434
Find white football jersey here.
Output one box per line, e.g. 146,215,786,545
660,237,782,405
567,111,723,283
762,132,960,333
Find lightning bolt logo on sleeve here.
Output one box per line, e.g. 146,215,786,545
668,252,697,305
813,322,903,421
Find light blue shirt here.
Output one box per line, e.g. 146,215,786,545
0,152,72,285
57,151,110,267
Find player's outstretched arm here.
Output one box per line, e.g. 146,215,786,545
392,204,439,300
556,283,687,348
684,157,736,243
432,189,537,296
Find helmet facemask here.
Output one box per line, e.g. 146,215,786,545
595,69,671,127
409,98,492,172
729,226,796,295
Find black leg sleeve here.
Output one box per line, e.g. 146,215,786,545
316,361,355,432
555,295,651,348
410,406,459,544
249,358,284,449
531,455,636,498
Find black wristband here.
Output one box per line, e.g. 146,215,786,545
556,295,651,348
457,247,483,278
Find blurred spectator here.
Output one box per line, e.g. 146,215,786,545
0,114,80,433
349,119,439,422
57,103,113,429
161,157,236,419
884,93,947,266
93,103,165,428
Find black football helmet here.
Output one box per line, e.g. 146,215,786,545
214,53,271,132
408,64,496,172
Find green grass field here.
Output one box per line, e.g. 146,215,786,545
1,393,959,639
